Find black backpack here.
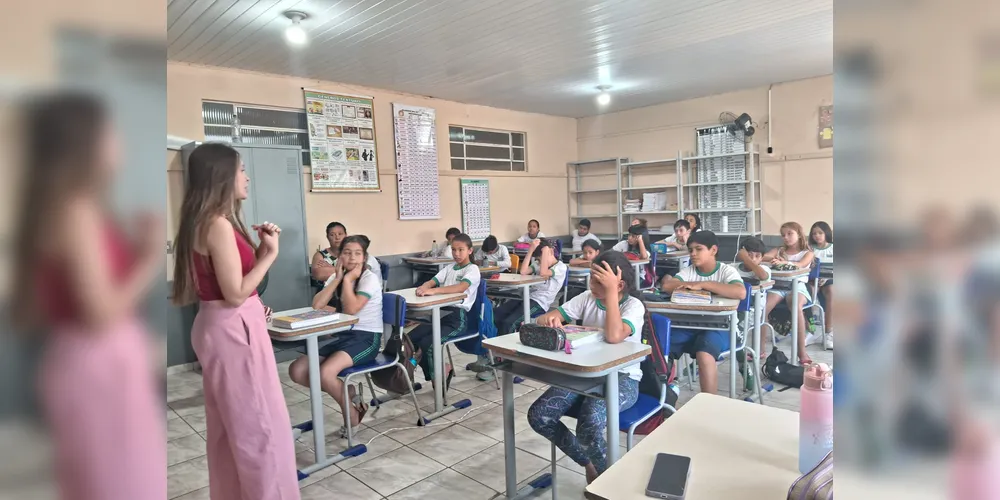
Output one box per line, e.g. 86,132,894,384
762,348,805,388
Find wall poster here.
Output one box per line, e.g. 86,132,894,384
460,179,491,240
303,88,381,191
393,103,441,220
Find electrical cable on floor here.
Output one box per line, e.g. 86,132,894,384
362,400,502,446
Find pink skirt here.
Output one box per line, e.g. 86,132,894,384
192,298,299,500
39,317,166,500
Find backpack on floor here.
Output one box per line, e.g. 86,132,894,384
635,310,678,435
370,328,418,395
762,348,805,389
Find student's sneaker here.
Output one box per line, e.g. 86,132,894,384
465,355,490,373
804,332,824,347
823,332,834,350
476,370,495,382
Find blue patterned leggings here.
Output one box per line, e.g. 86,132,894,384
527,374,640,473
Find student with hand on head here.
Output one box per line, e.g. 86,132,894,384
661,230,747,394
613,224,651,285
410,233,480,389
809,221,834,349
517,219,545,243
763,221,816,363
572,218,601,251
474,234,512,272
736,236,772,356
684,213,702,234
657,219,692,250
529,251,645,484
569,239,602,267
289,235,382,430
493,238,568,335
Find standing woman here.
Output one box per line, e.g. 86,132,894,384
11,93,165,499
172,143,300,499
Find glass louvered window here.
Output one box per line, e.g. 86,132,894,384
202,100,311,166
449,126,526,171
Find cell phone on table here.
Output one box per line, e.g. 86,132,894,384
645,453,691,499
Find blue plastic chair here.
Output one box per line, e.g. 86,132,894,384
446,279,501,392
337,293,424,442
377,258,390,291
639,251,658,290
618,313,678,449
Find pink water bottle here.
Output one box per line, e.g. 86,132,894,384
799,363,833,473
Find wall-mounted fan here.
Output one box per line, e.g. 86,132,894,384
719,112,755,143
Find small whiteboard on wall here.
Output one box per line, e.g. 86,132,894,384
460,179,491,240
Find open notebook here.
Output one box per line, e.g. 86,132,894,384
272,309,341,330
561,325,604,349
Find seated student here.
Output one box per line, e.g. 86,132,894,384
630,217,648,228
429,227,461,258
474,235,512,272
612,225,651,285
493,238,568,334
763,221,816,363
517,219,545,243
410,233,480,388
569,239,602,267
736,236,772,357
529,251,645,484
660,230,747,394
683,213,702,234
312,222,383,282
657,219,691,250
572,218,601,251
809,221,833,349
289,235,383,429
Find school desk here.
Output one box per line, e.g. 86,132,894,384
402,256,454,286
568,264,592,288
643,296,743,399
629,258,651,289
479,265,500,275
486,274,546,325
268,308,359,476
483,333,650,499
392,287,471,421
769,267,811,365
585,393,801,500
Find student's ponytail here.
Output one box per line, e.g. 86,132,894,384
593,250,641,301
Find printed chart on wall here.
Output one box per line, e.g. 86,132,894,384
393,103,440,220
303,89,380,192
460,179,491,240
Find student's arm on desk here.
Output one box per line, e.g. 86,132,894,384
737,249,770,281
660,274,684,294
569,257,591,266
498,246,512,270
338,267,374,314
683,280,747,300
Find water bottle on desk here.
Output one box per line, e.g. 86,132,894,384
799,363,833,473
429,240,438,257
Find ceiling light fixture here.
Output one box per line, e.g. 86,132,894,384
596,85,612,106
283,11,309,46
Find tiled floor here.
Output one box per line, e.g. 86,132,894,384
167,342,833,499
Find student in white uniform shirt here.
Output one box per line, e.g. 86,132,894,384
572,218,601,251
430,227,461,259
516,219,545,243
410,234,480,388
474,235,511,272
736,236,772,356
661,230,747,394
529,251,645,483
656,219,692,250
312,222,384,281
493,238,567,335
612,225,651,285
289,235,383,428
808,221,833,349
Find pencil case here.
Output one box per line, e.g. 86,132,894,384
519,324,566,351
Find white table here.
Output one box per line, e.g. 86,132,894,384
585,393,801,500
630,258,650,289
483,333,650,499
392,287,470,421
644,297,743,399
268,308,359,477
769,267,811,365
485,274,545,325
402,256,453,286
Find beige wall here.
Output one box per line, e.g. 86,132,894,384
577,75,833,235
167,62,578,257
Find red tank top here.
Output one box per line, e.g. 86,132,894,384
192,227,258,301
37,222,134,322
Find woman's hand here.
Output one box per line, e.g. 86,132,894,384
591,261,623,297
254,222,281,254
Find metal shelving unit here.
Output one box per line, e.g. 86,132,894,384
679,126,763,236
619,156,682,236
567,158,626,239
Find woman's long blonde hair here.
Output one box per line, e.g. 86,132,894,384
779,221,809,254
171,143,255,305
